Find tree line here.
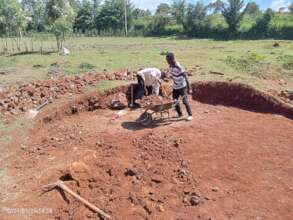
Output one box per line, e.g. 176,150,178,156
0,0,293,50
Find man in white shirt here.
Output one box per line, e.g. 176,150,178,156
137,68,162,95
131,68,163,107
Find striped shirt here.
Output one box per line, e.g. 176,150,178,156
170,62,187,90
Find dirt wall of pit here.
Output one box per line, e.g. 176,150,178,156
36,81,293,127
191,81,293,119
37,85,131,124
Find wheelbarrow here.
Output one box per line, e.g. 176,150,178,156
137,98,181,126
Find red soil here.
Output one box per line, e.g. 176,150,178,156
0,83,292,220
192,81,293,119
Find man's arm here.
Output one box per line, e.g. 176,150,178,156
144,84,148,95
151,70,162,95
153,80,161,95
138,69,149,96
184,72,191,94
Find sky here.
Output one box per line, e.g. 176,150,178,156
131,0,291,12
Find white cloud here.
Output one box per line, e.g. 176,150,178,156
131,0,172,12
270,0,290,11
131,0,223,12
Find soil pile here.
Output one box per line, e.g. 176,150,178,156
280,90,293,103
38,85,130,123
137,95,173,108
0,72,134,116
49,132,202,220
106,92,128,110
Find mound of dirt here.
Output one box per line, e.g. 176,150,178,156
136,95,173,108
192,81,293,119
38,85,131,124
106,92,128,110
280,90,293,102
49,132,202,220
0,65,204,117
0,72,135,116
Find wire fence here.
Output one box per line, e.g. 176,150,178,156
0,30,144,55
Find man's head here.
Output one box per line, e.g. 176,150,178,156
160,71,167,80
166,52,175,66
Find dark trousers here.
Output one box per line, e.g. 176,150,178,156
173,87,192,117
135,75,153,100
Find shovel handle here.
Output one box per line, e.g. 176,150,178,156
131,85,134,106
36,99,50,111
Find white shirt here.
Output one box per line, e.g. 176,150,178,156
137,68,161,95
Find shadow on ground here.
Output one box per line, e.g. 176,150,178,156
121,117,186,131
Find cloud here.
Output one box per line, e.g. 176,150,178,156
131,0,221,11
270,0,290,11
132,0,172,11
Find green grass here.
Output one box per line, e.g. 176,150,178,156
0,117,29,133
86,80,132,93
0,168,16,203
0,116,28,159
0,37,292,89
0,117,28,203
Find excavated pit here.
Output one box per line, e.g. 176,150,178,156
38,81,293,125
1,81,293,220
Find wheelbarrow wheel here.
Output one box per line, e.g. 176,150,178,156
138,112,153,126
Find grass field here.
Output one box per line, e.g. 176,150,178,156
0,37,292,90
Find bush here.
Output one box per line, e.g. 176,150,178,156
277,55,293,70
225,52,266,76
269,13,293,39
79,62,95,71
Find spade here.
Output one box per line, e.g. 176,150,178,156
25,98,53,119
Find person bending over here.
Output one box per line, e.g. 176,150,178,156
131,68,162,107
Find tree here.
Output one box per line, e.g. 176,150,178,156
133,8,151,19
0,0,26,51
22,0,46,31
245,2,261,17
74,1,95,33
148,15,170,35
45,0,75,50
222,0,246,37
250,8,274,38
289,2,293,14
208,0,224,14
0,0,26,35
95,0,133,34
183,2,207,37
171,0,186,25
93,0,100,9
68,0,81,12
148,2,172,35
278,7,286,13
155,3,171,16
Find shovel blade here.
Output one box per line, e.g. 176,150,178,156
25,110,39,119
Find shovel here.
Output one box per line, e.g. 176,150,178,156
25,98,53,119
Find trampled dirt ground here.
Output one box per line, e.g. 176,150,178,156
0,85,292,220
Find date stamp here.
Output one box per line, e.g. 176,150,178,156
1,207,53,215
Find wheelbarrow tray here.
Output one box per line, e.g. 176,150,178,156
144,101,176,113
137,100,176,126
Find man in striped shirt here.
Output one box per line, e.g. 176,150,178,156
166,52,193,121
